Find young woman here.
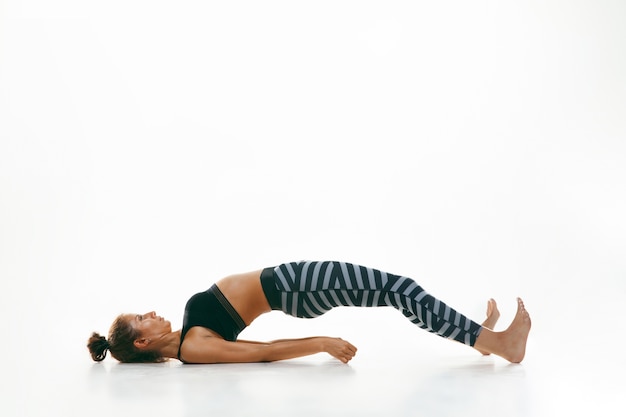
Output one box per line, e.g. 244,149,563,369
87,260,531,364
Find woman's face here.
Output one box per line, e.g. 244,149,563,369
127,311,172,339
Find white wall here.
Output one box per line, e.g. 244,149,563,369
1,1,625,366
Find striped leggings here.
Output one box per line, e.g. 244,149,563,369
262,261,483,346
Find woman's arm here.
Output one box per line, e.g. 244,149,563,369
180,336,357,364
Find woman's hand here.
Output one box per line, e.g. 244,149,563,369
321,337,357,363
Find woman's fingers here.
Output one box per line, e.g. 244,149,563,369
329,338,357,363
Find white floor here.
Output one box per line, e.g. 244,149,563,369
3,302,624,417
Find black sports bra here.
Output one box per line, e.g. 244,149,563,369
177,284,246,361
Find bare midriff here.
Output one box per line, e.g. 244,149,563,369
215,269,272,326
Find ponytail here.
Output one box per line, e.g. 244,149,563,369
87,332,110,361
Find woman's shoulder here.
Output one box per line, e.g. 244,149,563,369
184,325,224,340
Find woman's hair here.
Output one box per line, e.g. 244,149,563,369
87,314,164,363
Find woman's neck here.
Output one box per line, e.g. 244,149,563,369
158,329,182,360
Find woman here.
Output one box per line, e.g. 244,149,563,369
87,261,531,364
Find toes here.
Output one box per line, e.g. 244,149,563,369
515,298,531,322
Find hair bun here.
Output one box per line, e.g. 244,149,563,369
87,332,110,362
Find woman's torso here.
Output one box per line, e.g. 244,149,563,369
181,269,271,341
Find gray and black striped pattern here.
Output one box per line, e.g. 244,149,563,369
273,261,483,346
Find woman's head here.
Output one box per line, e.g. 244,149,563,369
87,311,171,363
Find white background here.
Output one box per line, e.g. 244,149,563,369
1,1,625,415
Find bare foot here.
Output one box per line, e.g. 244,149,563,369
476,298,500,355
473,298,532,363
499,297,532,363
483,298,500,330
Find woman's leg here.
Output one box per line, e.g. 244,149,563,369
271,261,530,362
272,261,483,347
